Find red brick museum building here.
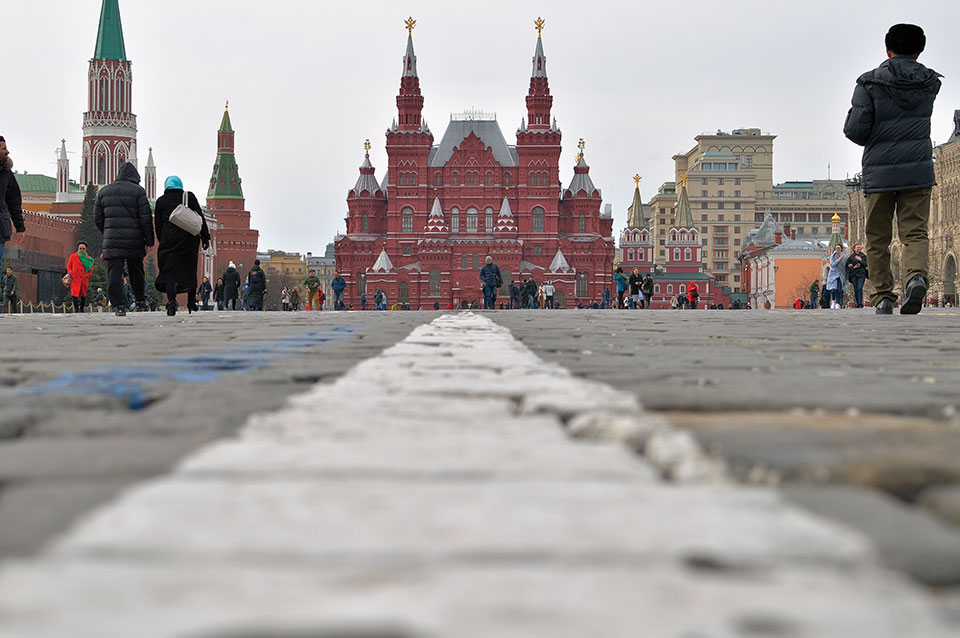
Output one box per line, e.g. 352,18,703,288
335,21,615,308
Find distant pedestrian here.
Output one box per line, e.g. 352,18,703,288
613,267,628,309
0,136,27,267
509,281,520,309
246,259,266,311
827,244,846,309
809,280,820,308
819,281,831,309
65,241,94,313
331,270,346,310
1,265,17,313
641,274,654,308
627,268,643,309
222,261,241,310
281,286,291,311
522,278,538,309
479,256,503,309
543,280,555,309
154,176,210,316
198,276,213,310
94,162,154,316
213,277,225,310
688,281,700,309
360,293,367,311
303,269,321,310
844,23,941,315
601,287,610,309
845,243,869,308
290,287,301,311
95,287,108,312
433,299,440,310
374,288,386,311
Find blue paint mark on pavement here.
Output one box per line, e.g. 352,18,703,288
15,326,355,410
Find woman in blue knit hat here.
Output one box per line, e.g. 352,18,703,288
154,176,210,316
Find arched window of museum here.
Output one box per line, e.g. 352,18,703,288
673,248,681,261
361,214,369,233
532,207,544,233
401,207,414,233
579,214,586,233
504,172,511,186
466,208,478,233
452,172,459,186
435,172,442,186
486,172,493,186
500,270,511,292
485,207,494,232
575,272,589,298
398,281,409,304
429,270,442,296
357,274,366,296
627,249,635,261
684,248,692,261
451,207,460,233
461,254,469,269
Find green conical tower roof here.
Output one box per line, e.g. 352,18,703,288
675,175,695,228
626,176,647,229
93,0,127,61
208,104,243,200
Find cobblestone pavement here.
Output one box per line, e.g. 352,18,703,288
0,309,958,636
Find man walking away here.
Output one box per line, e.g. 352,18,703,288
222,262,241,310
543,280,556,309
304,269,321,310
509,281,520,309
845,244,869,308
94,162,154,316
199,276,213,310
331,271,346,310
844,23,941,315
809,280,820,309
0,136,27,268
246,260,266,311
1,266,17,313
479,256,503,309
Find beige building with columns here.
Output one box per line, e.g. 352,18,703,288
848,110,960,305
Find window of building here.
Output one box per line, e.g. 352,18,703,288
701,214,708,222
627,249,635,261
734,238,741,246
401,207,413,232
654,284,661,293
701,165,711,172
452,172,459,185
576,272,589,298
659,249,665,256
727,163,737,170
358,273,366,296
486,172,493,186
659,228,665,235
398,281,409,303
532,206,544,232
450,207,459,232
718,190,724,197
533,245,543,256
579,214,586,233
715,237,728,246
718,215,725,222
435,172,442,186
473,254,479,269
701,190,708,197
734,215,741,222
673,248,681,261
745,156,753,167
684,248,692,260
733,202,741,210
466,207,478,233
485,207,494,232
659,240,665,246
734,226,741,233
718,202,725,209
667,284,674,294
504,172,511,186
701,226,707,233
429,270,441,296
402,245,411,256
361,214,369,233
735,178,742,185
715,164,726,172
701,202,708,209
660,207,666,215
734,190,741,198
461,254,469,269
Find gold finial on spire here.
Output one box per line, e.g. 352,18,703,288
534,17,545,38
633,174,642,187
364,139,371,152
225,100,229,111
680,172,688,188
578,137,585,151
405,17,416,36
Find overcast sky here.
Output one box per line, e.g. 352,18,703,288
5,0,958,254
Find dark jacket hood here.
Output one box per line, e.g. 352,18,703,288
1,156,12,171
117,162,141,184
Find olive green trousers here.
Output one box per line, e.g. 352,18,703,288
865,188,930,305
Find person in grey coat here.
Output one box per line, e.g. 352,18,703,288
94,162,154,316
843,24,941,315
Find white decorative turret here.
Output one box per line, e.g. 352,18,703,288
56,139,70,203
371,248,395,272
424,197,448,234
549,248,572,273
494,196,517,234
144,147,157,201
129,139,138,169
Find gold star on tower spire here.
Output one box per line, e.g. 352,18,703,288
364,139,371,152
405,17,416,37
534,17,545,38
633,173,642,186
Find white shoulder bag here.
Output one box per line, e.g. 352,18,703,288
169,190,203,236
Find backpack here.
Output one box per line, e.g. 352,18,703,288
248,269,262,285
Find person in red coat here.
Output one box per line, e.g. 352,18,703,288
687,281,700,309
66,241,94,312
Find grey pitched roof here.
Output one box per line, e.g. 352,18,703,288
674,181,695,228
626,185,647,229
351,152,382,197
429,118,518,167
519,261,545,271
770,238,820,252
532,36,547,78
565,154,600,197
403,35,417,77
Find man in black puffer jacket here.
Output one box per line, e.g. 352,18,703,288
94,162,154,316
844,24,941,315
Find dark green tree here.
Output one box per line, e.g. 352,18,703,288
143,255,162,306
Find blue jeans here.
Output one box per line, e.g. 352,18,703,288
0,242,6,266
832,286,844,306
334,291,344,310
851,278,865,307
483,284,498,309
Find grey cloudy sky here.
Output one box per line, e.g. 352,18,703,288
5,0,958,254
